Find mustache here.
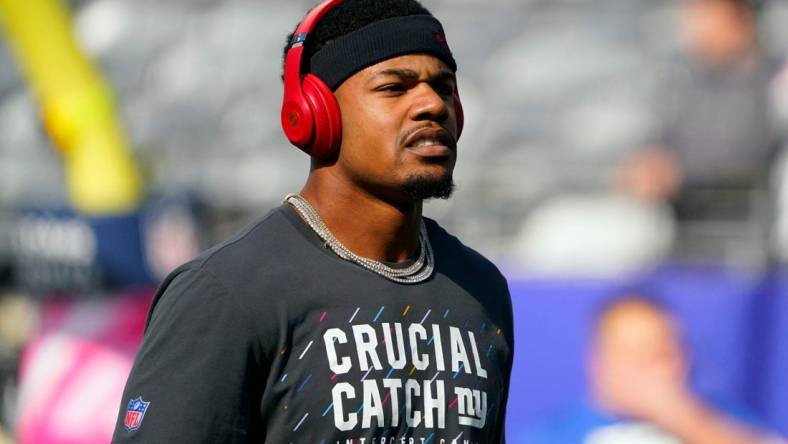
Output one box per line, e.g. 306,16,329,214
397,125,457,150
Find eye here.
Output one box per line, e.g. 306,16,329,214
377,83,407,95
433,81,455,98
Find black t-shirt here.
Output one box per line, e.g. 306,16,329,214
112,204,514,444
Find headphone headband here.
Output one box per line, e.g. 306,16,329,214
294,0,345,37
284,0,345,114
283,0,345,92
281,0,345,154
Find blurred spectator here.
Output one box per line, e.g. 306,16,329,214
516,296,784,444
619,0,783,264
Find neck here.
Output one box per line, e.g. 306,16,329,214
298,170,423,263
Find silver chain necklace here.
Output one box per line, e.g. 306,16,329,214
284,194,435,284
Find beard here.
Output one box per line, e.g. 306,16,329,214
401,171,455,202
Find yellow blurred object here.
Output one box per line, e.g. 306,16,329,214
0,425,14,444
0,0,142,215
0,293,38,350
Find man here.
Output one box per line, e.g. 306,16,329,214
518,296,782,444
112,0,514,442
619,0,782,263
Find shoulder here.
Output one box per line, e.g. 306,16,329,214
706,396,772,430
424,217,513,338
760,52,784,77
140,208,298,354
514,401,614,444
195,204,297,271
179,204,309,291
145,205,303,326
425,217,507,287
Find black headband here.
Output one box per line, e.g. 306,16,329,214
309,15,457,91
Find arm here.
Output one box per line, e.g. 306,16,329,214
650,396,778,444
600,363,776,444
112,267,265,443
617,146,682,202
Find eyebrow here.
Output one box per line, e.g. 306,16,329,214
371,68,456,83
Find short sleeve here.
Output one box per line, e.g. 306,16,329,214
111,267,265,443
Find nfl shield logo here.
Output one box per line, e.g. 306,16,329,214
124,397,150,432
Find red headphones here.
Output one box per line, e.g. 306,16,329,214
281,0,464,158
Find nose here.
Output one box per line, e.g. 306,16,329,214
408,82,450,124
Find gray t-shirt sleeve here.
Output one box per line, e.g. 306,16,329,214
112,267,265,443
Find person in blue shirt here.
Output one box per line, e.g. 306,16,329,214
516,296,783,444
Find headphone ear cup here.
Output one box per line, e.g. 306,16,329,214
454,90,464,140
302,74,342,158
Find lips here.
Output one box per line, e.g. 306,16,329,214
403,127,456,158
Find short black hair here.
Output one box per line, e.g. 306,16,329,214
590,285,676,332
282,0,432,79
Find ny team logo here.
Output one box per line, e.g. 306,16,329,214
124,397,150,432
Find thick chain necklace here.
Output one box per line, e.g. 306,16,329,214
284,194,435,284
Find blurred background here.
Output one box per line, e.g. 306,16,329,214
0,0,787,442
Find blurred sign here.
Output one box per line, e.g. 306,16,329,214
10,194,203,295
